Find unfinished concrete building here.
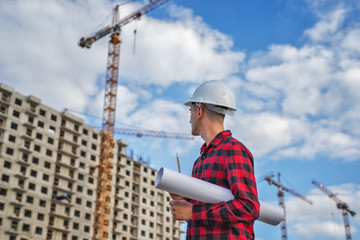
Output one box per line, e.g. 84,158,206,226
0,84,182,240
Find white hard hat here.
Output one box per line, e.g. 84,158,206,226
184,80,236,116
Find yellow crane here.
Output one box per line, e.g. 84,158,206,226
78,1,170,239
264,173,313,240
312,179,356,240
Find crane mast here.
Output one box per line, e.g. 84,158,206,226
93,5,120,240
78,1,170,239
312,180,356,240
264,173,313,240
277,174,287,240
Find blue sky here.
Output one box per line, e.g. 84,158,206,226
0,0,359,239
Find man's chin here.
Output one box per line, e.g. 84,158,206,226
191,131,200,136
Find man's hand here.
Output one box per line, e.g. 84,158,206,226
169,200,193,221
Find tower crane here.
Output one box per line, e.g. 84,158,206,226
257,171,275,182
78,1,170,239
264,173,313,240
312,180,356,240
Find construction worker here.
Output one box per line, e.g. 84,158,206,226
169,80,260,239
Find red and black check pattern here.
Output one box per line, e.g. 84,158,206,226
186,130,259,240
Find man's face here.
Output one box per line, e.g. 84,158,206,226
189,104,200,136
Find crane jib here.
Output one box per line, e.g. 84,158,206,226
78,0,170,49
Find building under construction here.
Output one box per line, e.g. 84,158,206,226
0,83,182,240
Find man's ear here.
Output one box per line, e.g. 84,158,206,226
197,106,205,119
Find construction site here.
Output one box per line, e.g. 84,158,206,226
0,0,359,240
0,83,186,240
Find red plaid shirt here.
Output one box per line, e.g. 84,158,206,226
186,130,259,240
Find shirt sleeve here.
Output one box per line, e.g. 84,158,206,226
191,146,260,226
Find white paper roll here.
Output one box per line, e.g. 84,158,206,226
155,167,284,226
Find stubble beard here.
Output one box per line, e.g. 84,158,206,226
191,123,200,136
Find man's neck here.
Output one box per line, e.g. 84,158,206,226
201,124,224,146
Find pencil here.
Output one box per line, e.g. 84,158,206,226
176,153,181,173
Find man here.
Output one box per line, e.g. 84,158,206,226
169,80,260,240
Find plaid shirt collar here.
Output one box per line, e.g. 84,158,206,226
200,130,232,153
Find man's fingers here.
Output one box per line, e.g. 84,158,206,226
169,200,177,218
169,200,193,221
170,201,175,218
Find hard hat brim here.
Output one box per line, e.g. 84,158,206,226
184,101,192,107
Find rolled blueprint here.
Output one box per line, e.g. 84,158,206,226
155,167,284,226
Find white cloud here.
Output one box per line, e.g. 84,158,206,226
116,85,140,119
340,67,360,101
304,8,346,42
229,112,308,159
85,84,140,124
1,0,360,165
0,0,111,110
293,220,347,238
269,121,360,161
246,44,336,117
236,4,360,161
0,0,244,111
285,183,360,238
126,99,190,132
341,29,360,53
117,4,245,86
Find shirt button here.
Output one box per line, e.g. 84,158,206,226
201,154,206,159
